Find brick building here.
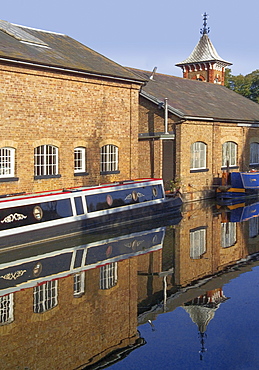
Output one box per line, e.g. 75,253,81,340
0,20,145,196
128,16,259,202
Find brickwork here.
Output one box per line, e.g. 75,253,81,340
0,258,138,369
0,62,140,195
138,92,259,201
174,202,249,287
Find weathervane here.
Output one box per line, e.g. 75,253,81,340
200,12,210,35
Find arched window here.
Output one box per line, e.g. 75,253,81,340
190,227,206,259
190,142,206,170
0,294,14,325
33,280,58,313
0,147,15,177
100,262,118,289
222,141,237,168
221,222,236,248
74,147,86,173
34,144,58,177
100,144,119,173
250,142,259,165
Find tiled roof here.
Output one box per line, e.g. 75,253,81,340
0,20,145,83
127,68,259,123
175,34,231,67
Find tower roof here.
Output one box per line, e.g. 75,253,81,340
176,33,232,67
176,12,232,68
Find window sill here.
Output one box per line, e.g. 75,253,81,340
190,168,209,173
0,177,19,183
100,170,120,175
221,166,239,171
74,172,89,177
34,174,61,180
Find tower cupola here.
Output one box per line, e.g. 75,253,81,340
175,13,232,85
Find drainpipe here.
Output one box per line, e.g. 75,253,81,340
164,98,169,134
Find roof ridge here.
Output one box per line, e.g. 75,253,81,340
11,21,65,36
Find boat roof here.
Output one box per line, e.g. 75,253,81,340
0,178,162,204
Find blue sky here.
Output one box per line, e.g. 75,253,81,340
1,0,258,77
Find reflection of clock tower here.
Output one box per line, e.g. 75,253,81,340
175,13,232,85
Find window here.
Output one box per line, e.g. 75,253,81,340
73,272,85,297
100,145,119,173
190,228,206,259
190,142,206,170
0,294,14,325
221,222,236,248
34,145,58,177
222,141,237,168
249,217,259,238
0,147,15,177
100,262,118,289
250,142,259,165
74,147,86,173
33,280,58,313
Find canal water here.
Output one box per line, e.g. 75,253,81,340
1,199,259,369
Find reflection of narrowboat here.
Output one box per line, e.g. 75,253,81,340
217,200,259,223
0,226,165,295
0,178,182,249
216,171,259,201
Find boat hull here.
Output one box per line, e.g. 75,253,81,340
0,179,182,249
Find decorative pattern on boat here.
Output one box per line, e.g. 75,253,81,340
1,213,27,223
0,270,27,280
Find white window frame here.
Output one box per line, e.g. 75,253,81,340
190,142,206,170
0,147,15,177
74,147,86,173
222,141,237,168
250,142,259,165
221,222,237,248
34,145,58,176
0,293,14,325
33,280,58,313
73,272,85,297
190,228,206,259
100,145,118,172
100,262,118,290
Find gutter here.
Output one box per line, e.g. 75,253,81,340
0,57,146,85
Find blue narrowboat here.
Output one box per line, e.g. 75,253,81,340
0,178,182,249
216,171,259,202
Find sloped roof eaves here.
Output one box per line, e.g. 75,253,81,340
0,26,146,84
129,68,259,123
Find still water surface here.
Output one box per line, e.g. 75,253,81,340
1,200,259,369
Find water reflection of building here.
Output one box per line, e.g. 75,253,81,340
0,226,166,369
183,288,229,360
138,200,259,314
